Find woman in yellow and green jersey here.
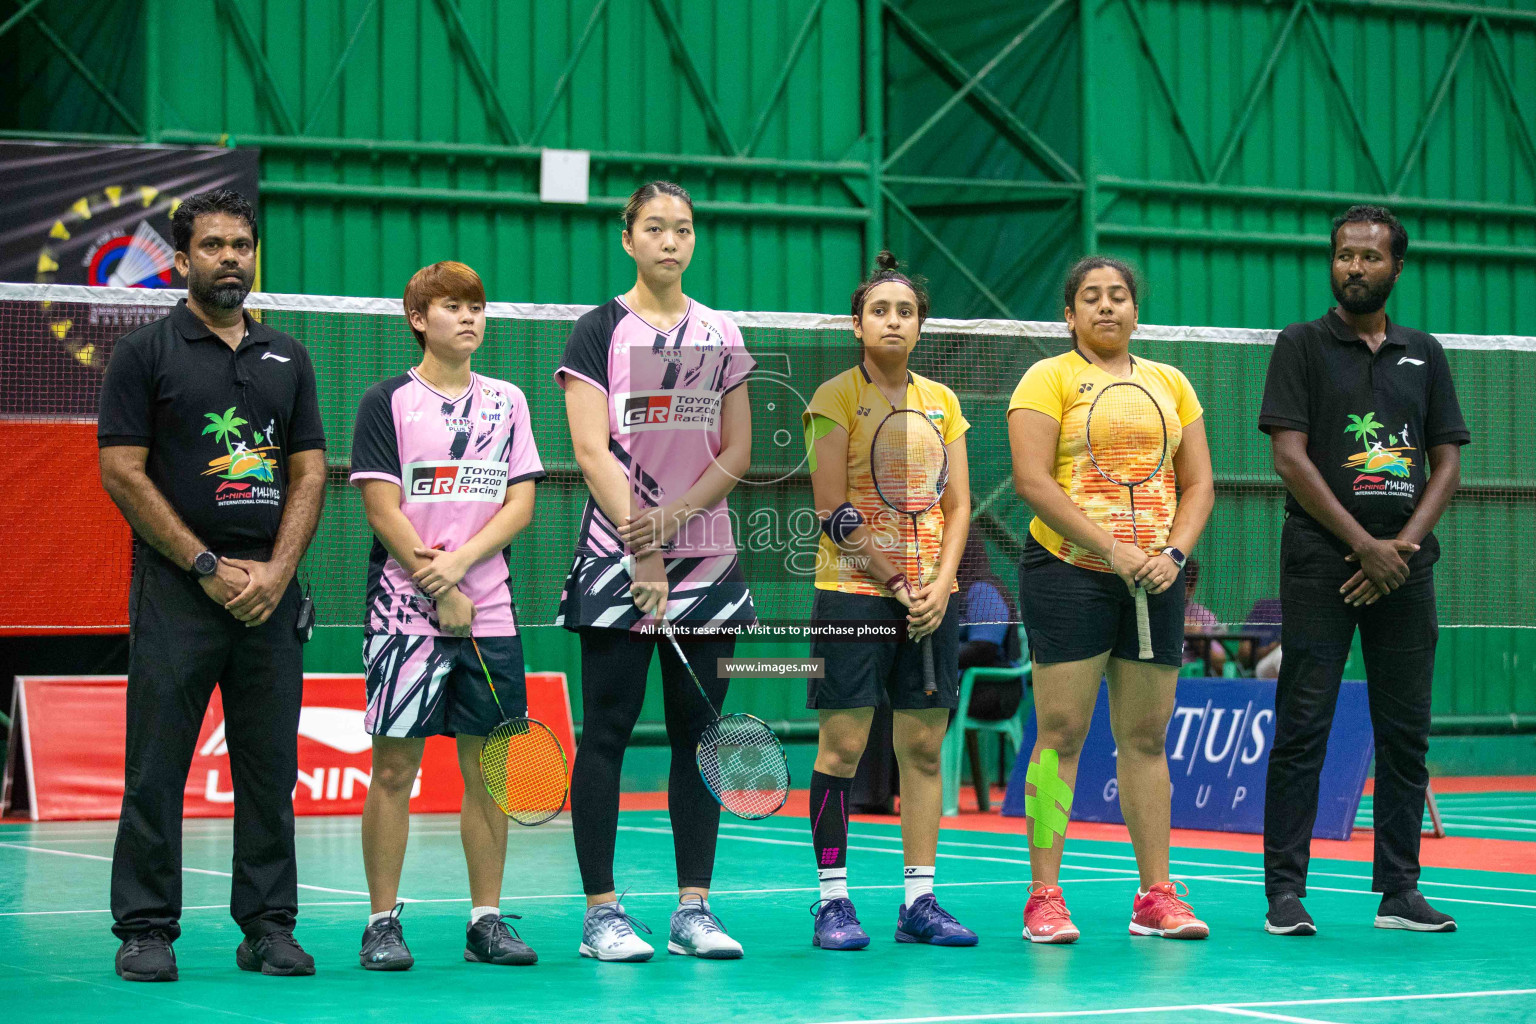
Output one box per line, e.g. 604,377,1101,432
1007,256,1214,945
800,251,976,951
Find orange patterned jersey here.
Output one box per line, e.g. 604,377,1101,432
805,365,969,595
1008,349,1203,572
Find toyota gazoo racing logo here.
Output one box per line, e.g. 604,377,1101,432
617,390,720,433
197,706,420,803
404,460,508,503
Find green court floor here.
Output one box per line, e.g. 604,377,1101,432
2,812,1533,1024
1356,789,1536,841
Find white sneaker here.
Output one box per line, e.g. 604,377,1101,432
578,901,654,962
668,896,744,959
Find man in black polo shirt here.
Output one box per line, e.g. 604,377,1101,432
97,189,327,980
1258,205,1468,936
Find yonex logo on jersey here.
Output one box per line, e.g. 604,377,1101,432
618,390,720,433
405,411,424,423
1078,382,1094,394
404,460,509,503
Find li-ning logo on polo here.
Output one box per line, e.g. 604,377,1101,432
1398,356,1425,366
261,352,291,363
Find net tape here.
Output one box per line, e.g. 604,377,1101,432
3,281,1533,633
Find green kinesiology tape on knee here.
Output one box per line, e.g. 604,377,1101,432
1024,749,1073,849
803,413,837,473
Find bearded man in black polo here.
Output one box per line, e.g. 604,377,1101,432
98,189,327,980
1258,205,1468,937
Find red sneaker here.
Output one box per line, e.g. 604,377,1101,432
1129,881,1209,939
1023,883,1080,944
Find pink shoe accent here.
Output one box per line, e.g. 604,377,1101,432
1129,881,1210,939
1023,883,1080,944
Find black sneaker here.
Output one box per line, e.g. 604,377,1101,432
237,931,317,975
1264,892,1317,936
1375,889,1457,932
360,904,414,971
465,912,538,966
115,930,177,982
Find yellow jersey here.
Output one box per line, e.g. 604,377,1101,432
805,365,969,595
1008,349,1202,572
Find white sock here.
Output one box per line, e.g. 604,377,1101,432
367,909,393,926
471,905,499,923
818,868,849,902
904,866,935,905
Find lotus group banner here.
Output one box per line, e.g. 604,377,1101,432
5,672,576,822
1002,677,1374,840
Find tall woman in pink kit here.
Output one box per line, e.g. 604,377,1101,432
557,182,756,962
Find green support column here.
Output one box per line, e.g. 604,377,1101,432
865,0,885,267
143,0,160,142
1078,0,1097,257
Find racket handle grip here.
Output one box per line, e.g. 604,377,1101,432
921,634,937,695
1133,584,1153,660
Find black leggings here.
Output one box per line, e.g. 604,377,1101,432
570,628,733,895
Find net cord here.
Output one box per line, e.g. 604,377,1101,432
7,282,1535,351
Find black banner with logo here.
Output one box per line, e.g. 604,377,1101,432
0,141,259,288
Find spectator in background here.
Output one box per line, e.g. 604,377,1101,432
1241,597,1283,678
957,534,1024,719
1182,558,1225,674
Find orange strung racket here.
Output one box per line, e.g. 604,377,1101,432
471,638,569,826
1084,381,1168,660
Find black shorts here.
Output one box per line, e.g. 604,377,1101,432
1018,539,1185,668
807,590,960,711
362,633,525,738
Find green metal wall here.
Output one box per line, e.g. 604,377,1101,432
5,0,1531,726
5,0,872,311
880,0,1536,330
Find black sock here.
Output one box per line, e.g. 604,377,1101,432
809,770,852,875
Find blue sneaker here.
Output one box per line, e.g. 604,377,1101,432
896,894,978,946
811,898,870,951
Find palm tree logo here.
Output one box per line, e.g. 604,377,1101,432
1344,412,1383,444
202,406,274,482
1342,410,1411,478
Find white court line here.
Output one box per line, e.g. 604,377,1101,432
1438,814,1536,826
721,821,1536,897
1439,823,1536,835
1190,874,1536,910
0,958,285,1023
803,988,1536,1024
1199,1009,1343,1024
0,875,1274,919
0,841,384,900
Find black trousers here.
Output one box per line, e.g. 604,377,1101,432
569,628,732,895
1263,540,1437,898
110,550,304,942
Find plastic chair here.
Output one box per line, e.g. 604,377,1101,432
941,662,1032,817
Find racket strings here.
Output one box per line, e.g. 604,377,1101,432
481,718,569,826
1086,386,1168,487
870,411,947,514
697,714,790,821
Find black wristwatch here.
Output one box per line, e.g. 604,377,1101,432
1160,546,1187,569
190,550,218,580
